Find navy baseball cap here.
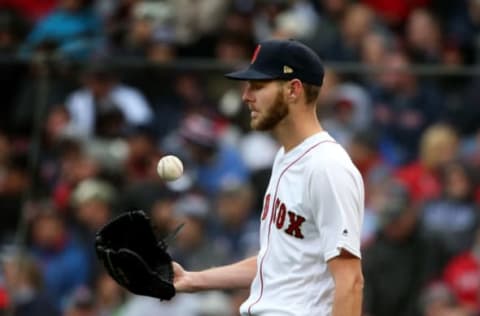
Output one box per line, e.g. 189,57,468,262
225,39,324,86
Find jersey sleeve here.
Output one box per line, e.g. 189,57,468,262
308,158,364,261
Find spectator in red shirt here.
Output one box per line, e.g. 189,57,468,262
362,0,430,28
443,229,480,312
395,123,459,205
0,0,57,23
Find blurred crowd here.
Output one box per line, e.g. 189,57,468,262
0,0,479,316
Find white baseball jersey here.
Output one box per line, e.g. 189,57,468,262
239,131,364,316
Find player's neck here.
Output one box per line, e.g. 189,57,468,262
273,108,324,153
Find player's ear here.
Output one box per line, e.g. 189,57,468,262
285,79,302,102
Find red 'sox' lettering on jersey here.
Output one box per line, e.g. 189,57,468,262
285,211,306,239
272,198,281,223
261,194,271,220
276,203,287,229
264,196,306,239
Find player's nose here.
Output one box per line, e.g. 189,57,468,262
242,84,254,104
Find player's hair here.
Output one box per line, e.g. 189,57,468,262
303,83,321,105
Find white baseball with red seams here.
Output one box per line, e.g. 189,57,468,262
157,155,184,181
239,131,364,316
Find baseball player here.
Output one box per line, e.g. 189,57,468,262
174,39,365,316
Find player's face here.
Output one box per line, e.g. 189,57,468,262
242,80,289,131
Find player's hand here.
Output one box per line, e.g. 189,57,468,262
173,262,194,293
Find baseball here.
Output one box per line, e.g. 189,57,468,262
157,155,184,181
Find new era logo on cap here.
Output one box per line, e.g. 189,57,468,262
283,65,293,74
225,39,324,86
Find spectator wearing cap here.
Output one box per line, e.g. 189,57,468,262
174,114,249,196
321,82,373,147
269,0,320,40
172,0,229,48
70,178,117,284
65,62,153,138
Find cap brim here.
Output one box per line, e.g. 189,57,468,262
225,67,275,81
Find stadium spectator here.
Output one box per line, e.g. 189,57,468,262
0,0,57,23
170,193,229,271
405,9,443,64
1,252,59,316
330,3,376,62
443,228,480,313
420,161,479,266
369,51,446,165
123,127,161,183
65,62,153,138
210,181,259,262
27,202,91,310
395,124,459,204
446,0,480,64
362,0,430,29
19,0,102,61
50,139,100,212
0,152,30,244
362,181,443,316
70,178,117,284
320,82,373,146
163,113,249,196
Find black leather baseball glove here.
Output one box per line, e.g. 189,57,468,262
95,210,178,300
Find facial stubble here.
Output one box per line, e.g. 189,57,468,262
251,90,289,131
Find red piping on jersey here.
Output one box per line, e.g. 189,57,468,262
247,140,338,315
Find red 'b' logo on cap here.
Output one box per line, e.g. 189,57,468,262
251,44,261,64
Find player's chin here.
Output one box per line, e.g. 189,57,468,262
250,118,262,131
251,113,278,130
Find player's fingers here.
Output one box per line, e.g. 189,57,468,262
172,262,190,292
172,262,184,278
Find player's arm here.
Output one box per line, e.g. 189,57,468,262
173,256,257,293
328,250,364,316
